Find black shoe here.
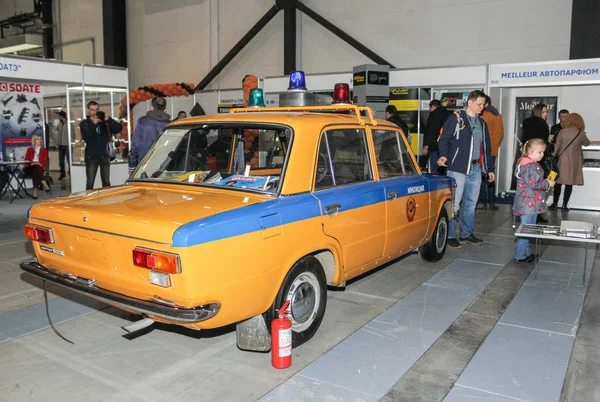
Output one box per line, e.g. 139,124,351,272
489,204,499,211
514,254,536,263
548,204,557,210
561,205,570,211
459,234,483,245
58,174,65,180
447,238,462,248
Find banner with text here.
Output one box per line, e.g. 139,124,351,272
490,60,600,87
0,81,45,160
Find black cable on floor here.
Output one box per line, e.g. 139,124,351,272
43,280,74,345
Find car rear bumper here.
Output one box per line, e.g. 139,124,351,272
20,258,220,323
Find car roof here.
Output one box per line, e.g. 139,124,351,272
168,111,398,130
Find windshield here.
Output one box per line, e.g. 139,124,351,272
130,124,292,194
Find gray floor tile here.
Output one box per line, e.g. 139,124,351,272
377,283,476,313
540,245,596,268
425,260,504,292
527,269,586,289
259,374,379,402
298,320,431,398
0,295,105,338
499,282,584,336
374,289,476,341
475,232,516,245
444,384,529,402
454,324,575,402
458,242,516,266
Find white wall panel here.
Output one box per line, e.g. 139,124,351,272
119,0,572,92
59,0,104,65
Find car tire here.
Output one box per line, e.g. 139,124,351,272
268,256,327,348
420,207,449,262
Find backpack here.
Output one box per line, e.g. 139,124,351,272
438,110,462,142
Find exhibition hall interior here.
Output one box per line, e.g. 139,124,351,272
1,0,600,401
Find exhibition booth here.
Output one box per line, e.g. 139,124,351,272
0,54,130,194
488,58,600,210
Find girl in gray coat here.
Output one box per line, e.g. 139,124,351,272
513,139,556,263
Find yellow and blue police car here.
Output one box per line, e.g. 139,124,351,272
21,77,454,351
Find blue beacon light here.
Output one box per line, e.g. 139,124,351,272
247,88,266,107
288,70,307,91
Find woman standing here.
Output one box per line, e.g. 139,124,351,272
549,113,590,210
521,103,549,144
24,134,51,199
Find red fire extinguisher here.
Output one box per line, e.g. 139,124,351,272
271,300,292,369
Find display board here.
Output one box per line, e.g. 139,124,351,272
0,81,45,160
510,96,557,190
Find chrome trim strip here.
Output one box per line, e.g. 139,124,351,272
28,219,169,245
20,258,220,323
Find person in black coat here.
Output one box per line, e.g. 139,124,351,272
385,105,410,144
423,99,452,173
80,101,123,190
521,103,549,144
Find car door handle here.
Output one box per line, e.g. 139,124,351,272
388,191,398,200
325,203,341,215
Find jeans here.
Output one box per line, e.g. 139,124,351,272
514,214,537,259
448,163,482,239
58,145,69,176
86,157,110,190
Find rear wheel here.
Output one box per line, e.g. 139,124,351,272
268,256,327,347
420,207,449,262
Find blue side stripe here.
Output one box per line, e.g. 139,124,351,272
425,174,455,191
173,193,321,247
312,181,386,213
172,176,453,247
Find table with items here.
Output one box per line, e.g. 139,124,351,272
515,223,600,285
0,160,33,203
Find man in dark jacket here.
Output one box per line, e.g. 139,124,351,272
423,99,451,173
385,105,410,144
438,90,495,248
80,101,123,190
129,97,171,172
549,108,569,146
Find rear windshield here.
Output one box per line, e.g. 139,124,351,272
129,124,292,194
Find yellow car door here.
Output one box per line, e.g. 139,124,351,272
370,128,431,256
312,127,386,272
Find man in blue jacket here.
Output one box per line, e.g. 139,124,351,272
129,97,171,173
438,90,495,248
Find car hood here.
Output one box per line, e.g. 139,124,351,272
28,183,268,244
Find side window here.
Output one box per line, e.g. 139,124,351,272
372,129,419,178
315,128,373,190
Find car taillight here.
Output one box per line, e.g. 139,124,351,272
132,247,180,274
24,224,54,244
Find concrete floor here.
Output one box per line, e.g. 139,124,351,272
1,181,599,401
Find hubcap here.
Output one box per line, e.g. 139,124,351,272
286,272,320,332
436,217,448,253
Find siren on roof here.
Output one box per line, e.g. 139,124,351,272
332,83,351,105
279,70,334,107
247,88,266,107
288,70,307,91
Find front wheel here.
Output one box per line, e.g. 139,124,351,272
268,256,327,347
420,207,449,262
